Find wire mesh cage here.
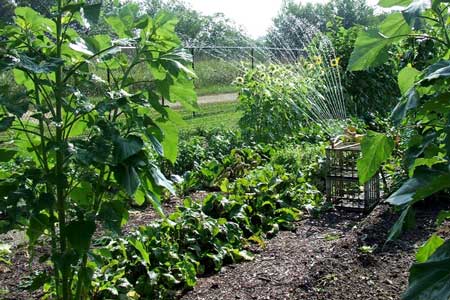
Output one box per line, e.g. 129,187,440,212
325,143,380,212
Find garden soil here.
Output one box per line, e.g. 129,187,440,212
180,202,441,300
0,198,443,300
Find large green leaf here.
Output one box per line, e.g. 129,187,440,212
27,213,49,246
129,239,150,265
16,54,61,74
379,12,412,36
176,260,197,287
98,200,129,233
357,131,394,184
82,3,102,25
113,135,144,164
69,39,94,56
387,205,416,241
402,0,431,29
391,88,420,124
114,164,140,195
379,0,413,7
421,60,450,83
416,234,445,263
155,109,184,163
0,117,14,132
70,182,93,208
106,16,128,38
348,29,391,71
348,13,410,71
403,240,450,300
0,148,18,162
387,169,450,206
149,165,175,195
158,74,198,111
85,35,113,54
408,156,447,177
398,65,421,95
15,6,56,33
66,220,96,255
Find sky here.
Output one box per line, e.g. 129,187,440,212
188,0,379,38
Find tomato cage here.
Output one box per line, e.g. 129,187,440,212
325,143,380,212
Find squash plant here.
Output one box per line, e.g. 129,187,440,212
0,1,196,299
349,0,450,299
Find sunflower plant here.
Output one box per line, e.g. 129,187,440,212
0,2,196,299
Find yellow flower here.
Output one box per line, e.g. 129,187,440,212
330,57,341,67
313,56,322,65
235,77,244,84
307,63,314,70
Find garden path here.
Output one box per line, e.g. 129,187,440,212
180,204,438,300
169,93,237,108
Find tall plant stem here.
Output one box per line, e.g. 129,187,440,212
55,0,69,299
74,254,88,300
35,82,61,299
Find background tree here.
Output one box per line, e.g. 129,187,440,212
267,0,375,48
102,0,250,47
0,0,16,24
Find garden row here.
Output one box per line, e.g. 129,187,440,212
29,129,326,299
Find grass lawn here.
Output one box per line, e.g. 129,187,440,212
175,101,241,131
195,84,238,96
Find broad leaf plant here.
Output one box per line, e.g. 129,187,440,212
0,1,196,299
350,0,450,298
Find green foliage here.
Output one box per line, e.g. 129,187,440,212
416,234,445,263
83,137,324,299
357,131,394,184
387,205,416,242
348,13,411,71
267,0,375,49
167,128,244,176
398,65,421,95
0,2,196,299
403,240,450,300
350,1,450,298
193,59,240,91
326,22,401,116
103,0,250,47
0,243,11,265
237,63,334,142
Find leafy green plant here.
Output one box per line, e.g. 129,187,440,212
358,245,375,254
0,2,196,299
193,59,240,94
350,0,450,298
326,19,401,116
84,134,325,299
237,64,331,142
88,198,253,299
0,243,12,265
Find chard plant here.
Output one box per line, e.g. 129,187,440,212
349,0,450,298
0,1,196,299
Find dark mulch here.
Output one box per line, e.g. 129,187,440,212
180,203,440,300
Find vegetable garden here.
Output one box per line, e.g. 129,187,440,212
1,0,450,299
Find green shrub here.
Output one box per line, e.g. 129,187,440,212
237,62,340,142
90,159,322,299
194,59,240,90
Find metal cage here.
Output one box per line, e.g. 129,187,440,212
325,143,380,212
